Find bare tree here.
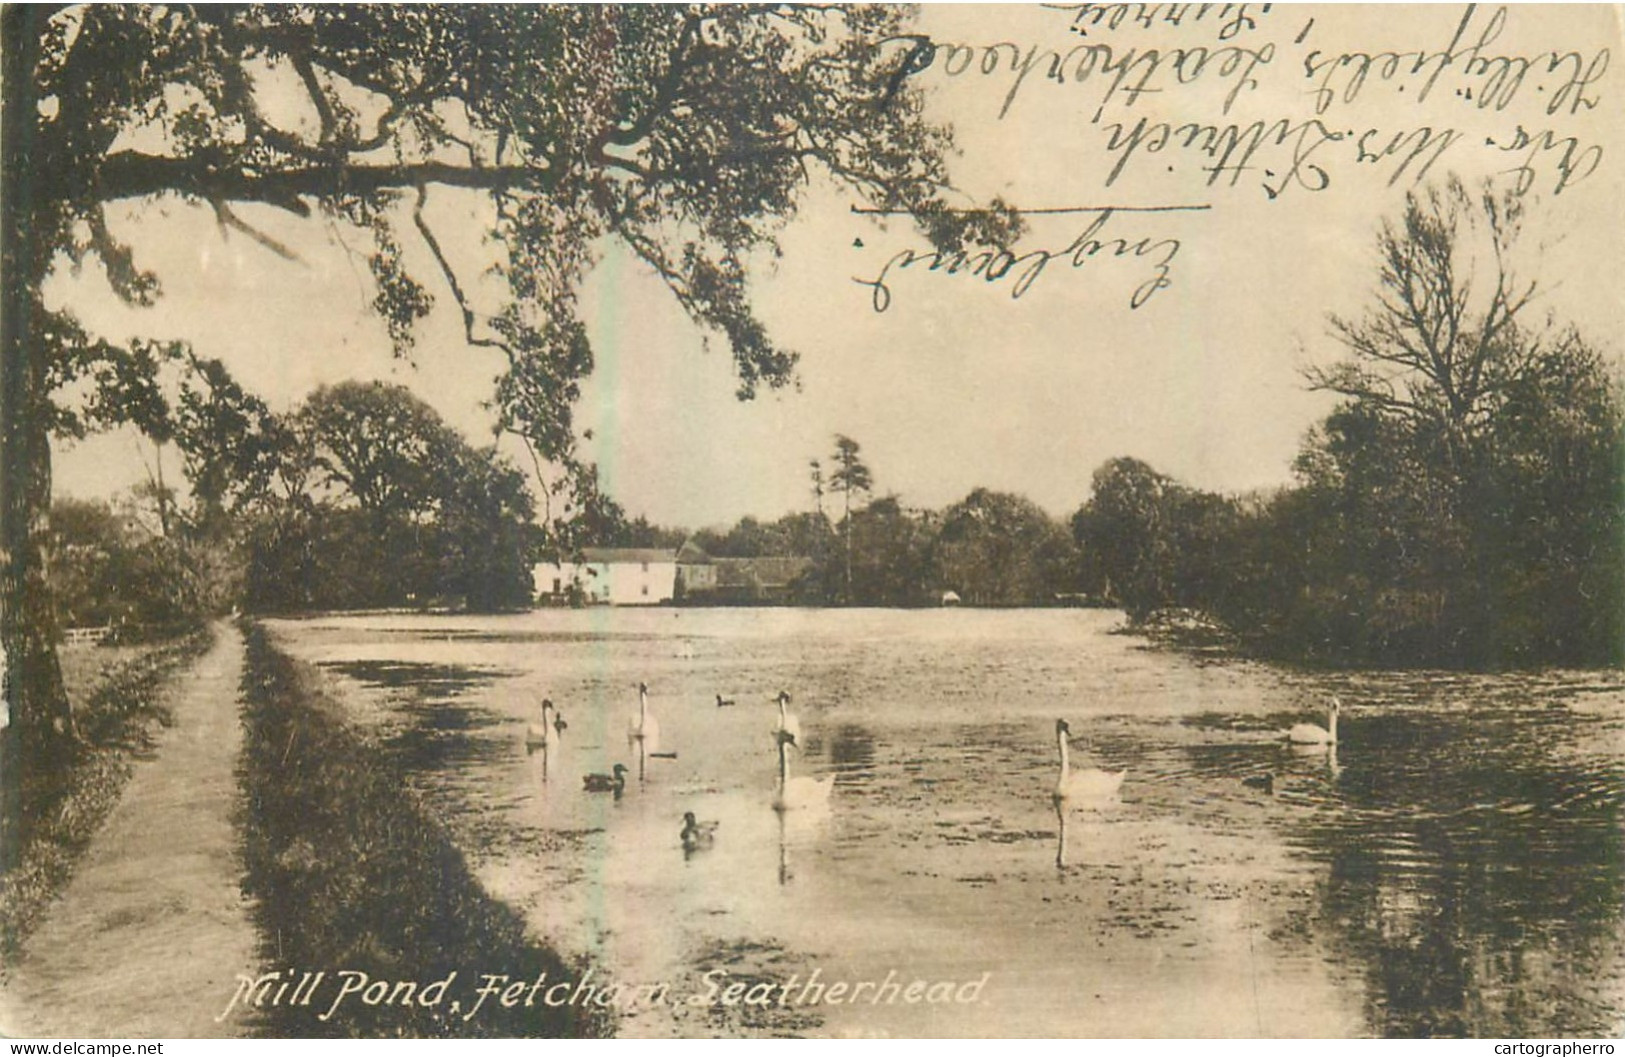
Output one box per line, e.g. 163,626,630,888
1306,177,1546,478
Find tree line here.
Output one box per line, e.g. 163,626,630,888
46,181,1623,674
576,432,1085,608
47,379,540,626
594,182,1624,670
1072,182,1624,669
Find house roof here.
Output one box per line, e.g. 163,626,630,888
675,540,712,564
713,556,813,588
580,547,677,564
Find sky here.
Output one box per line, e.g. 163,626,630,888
48,4,1625,530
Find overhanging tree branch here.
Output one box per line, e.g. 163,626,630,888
93,153,559,206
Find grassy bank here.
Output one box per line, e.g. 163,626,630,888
0,628,214,956
238,624,608,1038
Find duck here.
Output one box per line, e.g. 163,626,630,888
680,811,719,852
716,694,736,708
1286,697,1340,746
627,681,661,754
582,764,629,793
525,699,558,751
552,709,567,738
769,690,801,745
771,730,834,813
1242,773,1275,795
1052,719,1126,807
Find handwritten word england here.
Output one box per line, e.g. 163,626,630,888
852,209,1184,313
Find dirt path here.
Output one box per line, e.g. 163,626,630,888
1,622,260,1038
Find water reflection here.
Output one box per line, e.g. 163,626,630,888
775,805,833,888
1288,705,1624,1037
779,812,791,886
277,613,1625,1038
318,658,514,773
1290,740,1342,780
1054,803,1067,869
828,724,877,778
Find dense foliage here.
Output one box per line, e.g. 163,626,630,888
1071,183,1624,668
45,498,218,633
243,382,537,612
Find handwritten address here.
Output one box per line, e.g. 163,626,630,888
855,4,1612,313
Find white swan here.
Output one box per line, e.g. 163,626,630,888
770,690,801,745
1052,719,1126,807
1286,697,1340,746
627,681,661,754
525,699,557,751
771,730,833,813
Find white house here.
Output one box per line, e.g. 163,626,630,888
534,547,678,606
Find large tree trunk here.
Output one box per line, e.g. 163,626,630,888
2,6,75,869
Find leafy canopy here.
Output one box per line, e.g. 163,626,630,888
25,4,1018,496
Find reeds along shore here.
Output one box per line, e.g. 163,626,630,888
238,624,609,1038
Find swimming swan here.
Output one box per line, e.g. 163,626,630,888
771,730,833,813
1286,697,1340,746
525,699,558,751
627,681,661,754
1052,719,1126,807
770,690,802,744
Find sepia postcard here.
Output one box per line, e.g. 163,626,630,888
1,3,1622,1041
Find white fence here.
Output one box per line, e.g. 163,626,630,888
62,626,111,647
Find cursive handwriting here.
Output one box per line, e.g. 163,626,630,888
1102,116,1465,194
1488,125,1604,195
1046,3,1275,41
853,209,1185,313
905,37,1274,120
858,5,1612,319
1303,5,1609,117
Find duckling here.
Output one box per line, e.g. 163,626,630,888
582,764,629,793
680,811,719,852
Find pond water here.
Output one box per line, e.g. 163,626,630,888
264,608,1625,1038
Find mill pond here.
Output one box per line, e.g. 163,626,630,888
263,607,1625,1038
